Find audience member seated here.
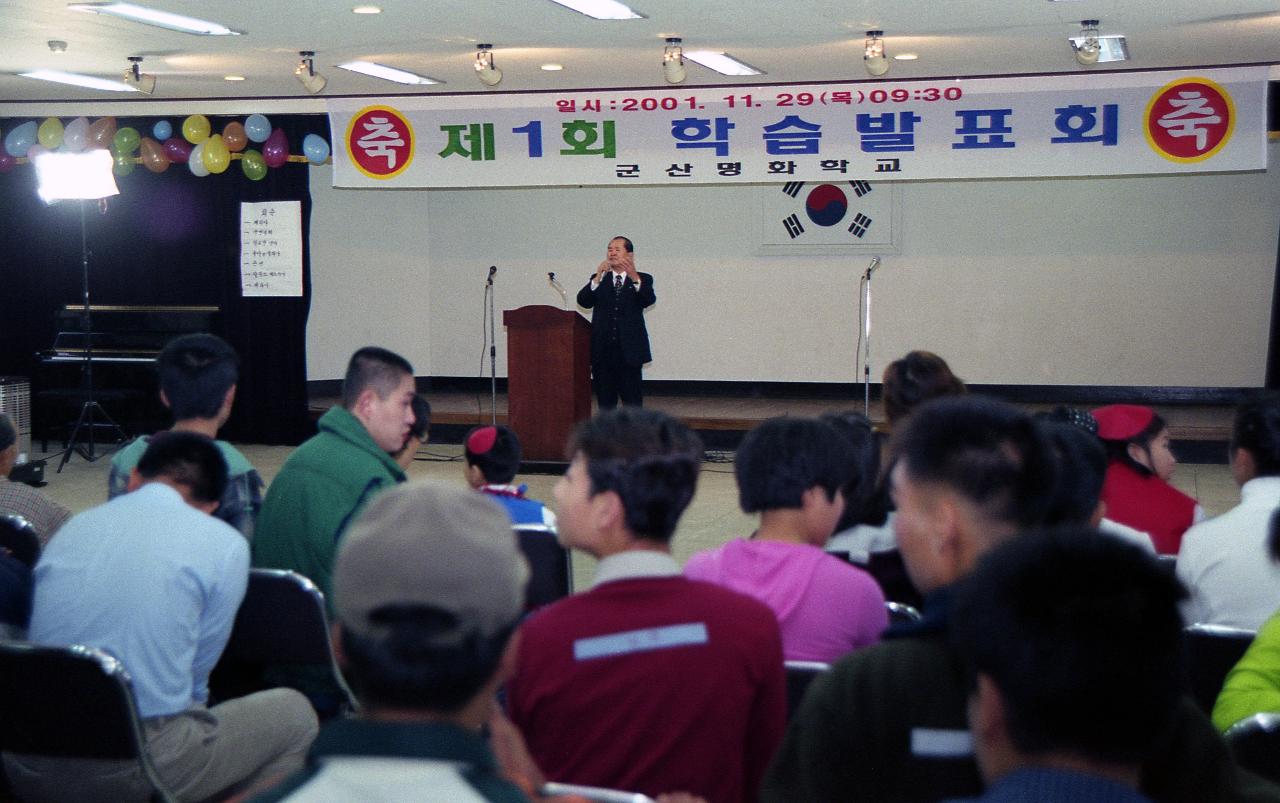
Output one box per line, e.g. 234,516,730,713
685,416,886,663
1178,394,1280,629
390,394,432,471
465,425,557,528
254,346,415,609
1094,404,1203,555
1212,523,1280,732
0,412,71,544
109,333,264,541
507,409,786,803
762,396,1278,803
9,432,317,802
822,411,896,563
251,481,534,802
881,350,966,431
949,528,1187,803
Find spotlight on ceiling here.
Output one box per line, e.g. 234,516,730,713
1069,19,1129,65
864,30,888,77
474,43,502,87
295,50,327,94
662,37,686,84
122,55,155,94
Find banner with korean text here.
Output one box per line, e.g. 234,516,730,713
327,66,1268,189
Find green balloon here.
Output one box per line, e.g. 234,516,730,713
112,126,140,155
240,149,267,181
112,149,135,176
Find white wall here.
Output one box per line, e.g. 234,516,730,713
308,142,1280,387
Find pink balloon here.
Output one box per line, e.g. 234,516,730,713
262,128,289,168
162,137,192,165
0,151,15,173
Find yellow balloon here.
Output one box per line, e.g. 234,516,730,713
37,117,64,150
202,133,231,174
182,114,211,144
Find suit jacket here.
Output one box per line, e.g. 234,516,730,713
577,271,655,367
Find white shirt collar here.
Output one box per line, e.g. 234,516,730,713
591,550,681,589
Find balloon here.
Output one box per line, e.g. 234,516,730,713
37,117,64,150
112,149,135,176
182,114,211,144
140,137,170,173
63,117,89,152
221,121,247,152
188,142,209,176
302,133,330,165
0,151,14,173
4,120,38,157
202,133,230,173
240,148,267,181
86,117,117,149
112,126,140,155
163,137,192,164
244,113,271,143
152,120,172,141
262,128,289,168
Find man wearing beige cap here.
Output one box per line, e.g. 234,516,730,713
253,480,531,802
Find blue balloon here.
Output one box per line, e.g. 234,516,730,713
245,114,271,144
302,133,330,165
152,120,172,141
4,120,38,158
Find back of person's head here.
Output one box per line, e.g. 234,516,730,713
894,396,1057,531
1093,404,1166,474
408,395,432,441
882,350,966,427
0,413,15,453
568,408,702,542
1231,394,1280,477
156,333,240,421
820,410,889,530
465,425,522,485
334,481,528,713
1040,421,1107,527
341,346,414,409
736,417,850,513
136,431,228,505
951,527,1187,768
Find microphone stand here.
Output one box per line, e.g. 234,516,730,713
486,266,497,427
861,257,880,418
548,272,567,309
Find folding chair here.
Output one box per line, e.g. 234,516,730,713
0,514,40,568
886,600,923,626
784,660,831,720
515,523,573,611
1183,623,1256,715
0,640,175,802
1223,712,1280,785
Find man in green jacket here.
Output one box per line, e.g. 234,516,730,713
253,346,416,612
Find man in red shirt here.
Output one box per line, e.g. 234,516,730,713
507,409,786,803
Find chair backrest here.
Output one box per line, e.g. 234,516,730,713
541,781,657,802
1155,554,1177,577
858,549,925,609
1223,712,1280,784
784,660,831,720
0,640,174,801
885,600,923,626
1183,623,1256,715
515,524,573,611
0,514,40,568
210,568,357,712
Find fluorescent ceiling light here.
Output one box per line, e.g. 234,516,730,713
67,3,241,36
685,51,764,76
224,75,245,81
352,5,381,13
894,53,919,61
546,0,643,20
541,63,564,71
20,68,136,92
337,60,440,85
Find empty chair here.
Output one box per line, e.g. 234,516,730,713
0,514,39,568
0,641,175,802
1223,712,1280,784
1184,623,1256,715
784,660,831,720
515,523,573,611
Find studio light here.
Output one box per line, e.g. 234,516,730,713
864,30,889,77
1069,19,1129,65
295,50,327,94
475,44,502,87
662,37,685,84
32,150,119,204
122,55,155,94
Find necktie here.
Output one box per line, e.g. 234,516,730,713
614,274,623,290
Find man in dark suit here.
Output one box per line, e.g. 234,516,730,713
576,235,655,408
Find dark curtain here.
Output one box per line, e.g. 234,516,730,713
0,113,328,445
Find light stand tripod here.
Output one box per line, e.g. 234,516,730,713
58,200,127,473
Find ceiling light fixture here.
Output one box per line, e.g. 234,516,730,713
541,63,564,71
295,50,327,94
67,2,241,35
224,75,245,81
546,0,643,20
1069,19,1129,65
864,30,889,76
121,55,155,94
685,50,763,76
351,5,381,13
662,37,685,83
894,53,918,61
19,68,136,92
47,40,68,53
474,44,502,87
338,60,440,85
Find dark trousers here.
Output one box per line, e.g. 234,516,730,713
592,340,643,409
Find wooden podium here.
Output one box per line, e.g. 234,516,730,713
503,305,592,461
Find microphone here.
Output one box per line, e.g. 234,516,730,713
865,256,881,279
487,265,497,285
548,271,567,306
